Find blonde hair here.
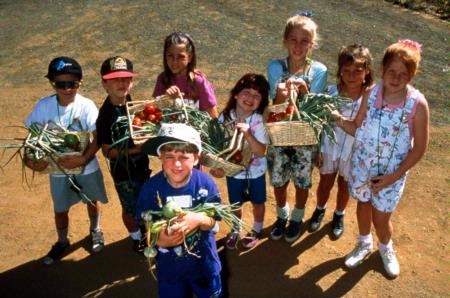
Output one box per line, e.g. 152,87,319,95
382,40,422,78
283,15,320,48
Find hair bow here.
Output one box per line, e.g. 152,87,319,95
398,39,422,51
295,10,315,18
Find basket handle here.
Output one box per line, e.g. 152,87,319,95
289,89,301,121
177,93,190,122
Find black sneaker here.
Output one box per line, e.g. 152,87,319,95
270,217,287,240
309,208,325,232
331,213,344,239
43,241,70,265
284,220,302,243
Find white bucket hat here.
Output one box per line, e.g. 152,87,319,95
142,123,202,156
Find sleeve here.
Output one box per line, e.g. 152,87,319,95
267,59,284,100
199,172,221,205
25,97,50,126
136,179,155,219
152,73,166,97
309,62,328,93
251,115,270,144
83,99,99,133
25,103,42,126
195,75,217,111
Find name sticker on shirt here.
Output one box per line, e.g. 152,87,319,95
167,195,193,208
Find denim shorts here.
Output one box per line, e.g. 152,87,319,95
267,145,317,189
226,174,267,205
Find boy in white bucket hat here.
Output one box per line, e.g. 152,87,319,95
137,123,223,298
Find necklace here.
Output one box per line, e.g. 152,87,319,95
376,98,406,176
56,95,74,128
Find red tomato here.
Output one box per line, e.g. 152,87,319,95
285,104,295,114
132,117,143,127
154,111,163,122
147,114,157,123
170,114,179,121
231,151,243,163
144,103,156,115
135,111,145,120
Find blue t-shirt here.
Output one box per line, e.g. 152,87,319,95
136,168,222,283
267,57,328,100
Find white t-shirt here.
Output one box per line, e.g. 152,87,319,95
25,93,100,175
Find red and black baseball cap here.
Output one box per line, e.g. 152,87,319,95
100,56,137,79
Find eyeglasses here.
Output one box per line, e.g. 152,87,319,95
51,80,81,90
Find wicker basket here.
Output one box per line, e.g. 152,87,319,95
200,125,252,176
43,131,91,175
263,102,317,146
200,151,246,177
126,96,188,145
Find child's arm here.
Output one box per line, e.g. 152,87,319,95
155,213,215,248
335,87,371,136
101,143,145,160
182,211,216,231
58,132,100,169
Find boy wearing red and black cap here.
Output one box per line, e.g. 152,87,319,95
96,56,151,253
25,56,108,265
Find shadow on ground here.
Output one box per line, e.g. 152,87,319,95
0,238,157,298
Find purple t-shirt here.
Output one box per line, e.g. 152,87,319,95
152,72,217,111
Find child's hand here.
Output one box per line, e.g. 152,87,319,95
157,222,186,247
165,85,183,99
370,174,395,194
235,122,250,135
287,78,308,96
275,82,289,104
182,211,215,231
210,168,225,178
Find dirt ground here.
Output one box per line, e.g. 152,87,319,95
0,1,448,297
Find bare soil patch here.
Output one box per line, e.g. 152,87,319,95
0,1,448,297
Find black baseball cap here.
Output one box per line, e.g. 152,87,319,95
46,57,82,81
100,56,136,80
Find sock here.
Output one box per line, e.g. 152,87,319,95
56,226,69,244
89,214,101,232
334,209,345,216
317,205,326,210
290,208,304,223
358,234,373,246
378,239,393,252
253,221,263,233
130,230,142,240
276,203,289,220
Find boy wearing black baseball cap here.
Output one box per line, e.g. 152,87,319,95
96,56,150,253
24,56,108,264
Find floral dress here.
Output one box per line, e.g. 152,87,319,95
349,83,420,212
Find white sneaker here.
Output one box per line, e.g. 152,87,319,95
91,230,105,253
345,241,372,268
379,247,400,277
